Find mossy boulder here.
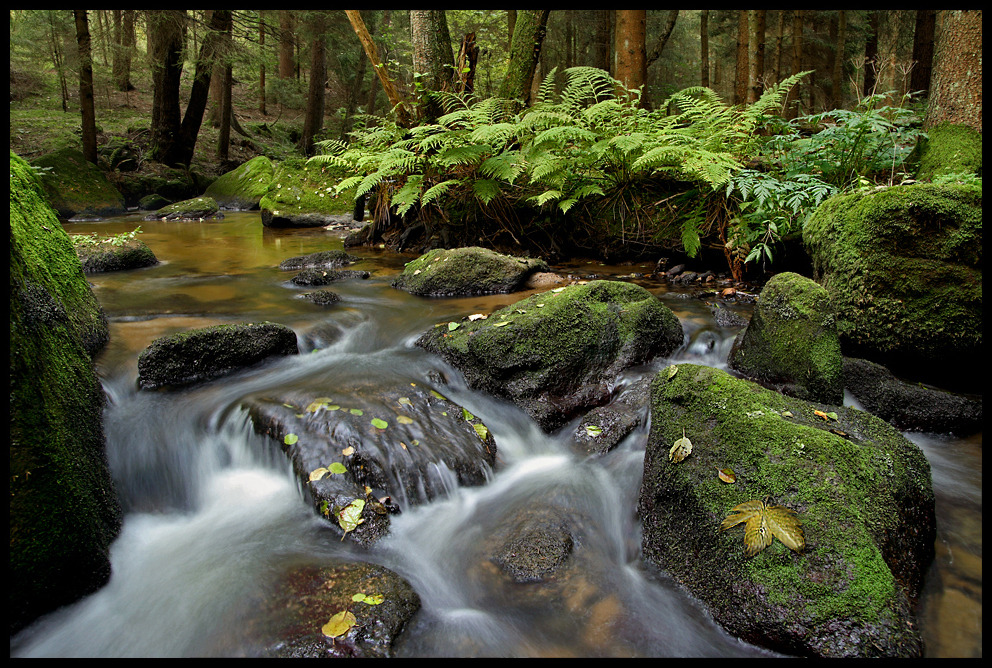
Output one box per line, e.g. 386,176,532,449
73,237,159,274
802,183,982,390
253,562,420,658
639,363,935,657
278,250,360,271
30,147,126,219
137,322,299,390
9,151,122,635
145,195,223,221
416,280,685,432
915,122,982,182
203,155,275,210
259,159,353,227
728,272,844,405
843,357,982,435
392,246,550,297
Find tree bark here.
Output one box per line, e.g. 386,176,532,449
863,11,880,98
784,10,804,118
593,10,611,73
831,11,847,108
498,9,551,107
456,32,480,95
258,11,267,115
278,10,295,80
299,11,328,156
748,10,767,103
216,15,233,161
734,10,749,105
148,10,186,162
924,10,982,131
910,9,936,99
645,10,678,68
614,10,646,99
410,9,456,122
346,9,413,127
700,10,709,87
73,10,97,164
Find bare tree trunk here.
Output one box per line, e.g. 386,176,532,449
924,10,982,131
645,10,678,68
74,10,97,164
456,32,479,95
410,9,456,122
784,10,804,118
734,10,749,105
700,10,709,87
278,10,294,84
594,10,611,73
831,11,847,108
258,11,267,115
863,11,880,98
748,10,766,103
299,11,327,156
346,9,413,127
148,10,186,161
614,9,646,99
216,14,233,160
910,10,936,99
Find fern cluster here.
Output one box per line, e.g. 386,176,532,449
311,67,808,265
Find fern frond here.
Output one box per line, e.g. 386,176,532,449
472,178,503,205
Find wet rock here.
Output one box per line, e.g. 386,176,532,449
392,246,549,297
729,272,844,405
639,363,935,657
30,147,126,219
711,304,750,329
417,280,685,432
203,155,274,210
137,322,299,390
298,290,341,306
253,562,420,658
573,377,651,455
291,269,371,286
245,382,497,541
278,250,359,271
844,357,982,435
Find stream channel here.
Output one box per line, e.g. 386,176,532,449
10,212,982,658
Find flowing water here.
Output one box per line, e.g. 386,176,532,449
10,213,981,658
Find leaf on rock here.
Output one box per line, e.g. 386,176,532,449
329,462,347,475
342,446,355,456
669,429,693,463
585,425,603,437
397,415,414,424
371,417,388,429
468,313,487,321
473,423,489,440
667,365,679,380
337,498,366,539
720,499,804,556
448,321,460,331
321,610,357,638
284,433,299,445
717,467,736,483
309,467,329,482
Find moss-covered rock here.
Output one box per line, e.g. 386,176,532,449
30,147,126,219
802,183,982,389
9,151,122,635
145,195,223,221
278,249,359,271
137,322,299,390
73,237,159,274
728,272,844,405
915,122,982,182
259,159,353,227
392,246,550,297
416,280,685,431
203,155,275,210
639,363,935,657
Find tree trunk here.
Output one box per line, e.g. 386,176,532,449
863,11,880,98
73,10,97,164
341,11,374,140
831,11,847,108
924,10,982,132
593,10,611,73
456,32,480,95
498,9,551,107
258,11,267,115
910,9,936,99
346,9,413,127
784,10,804,118
148,10,186,162
700,10,709,87
748,10,767,103
410,9,456,122
614,10,646,100
216,15,234,161
278,10,294,80
645,10,678,68
734,10,749,105
299,11,328,156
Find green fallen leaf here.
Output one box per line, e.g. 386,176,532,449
448,321,460,331
352,592,384,605
349,408,364,416
329,462,347,474
473,423,489,440
493,321,511,327
397,415,414,424
371,417,388,429
585,425,603,437
667,365,679,380
462,407,475,421
284,433,299,445
337,499,366,539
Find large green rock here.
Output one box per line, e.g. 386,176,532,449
392,246,549,297
639,363,935,657
416,280,684,431
728,272,844,405
259,159,352,227
30,147,125,219
203,155,275,210
9,151,122,634
914,122,982,182
802,183,981,388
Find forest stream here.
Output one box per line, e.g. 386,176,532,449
10,212,981,658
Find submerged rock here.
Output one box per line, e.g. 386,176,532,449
728,271,844,405
291,269,371,286
843,357,982,435
278,250,359,271
417,280,684,432
253,562,420,658
146,195,224,221
298,290,341,306
639,363,935,657
490,507,575,583
74,237,159,273
392,246,549,297
137,322,299,390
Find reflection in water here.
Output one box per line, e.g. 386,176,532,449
10,214,982,658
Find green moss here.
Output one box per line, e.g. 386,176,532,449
802,183,981,374
30,147,125,218
9,151,122,633
259,158,353,216
393,246,549,296
915,122,982,181
642,363,933,654
204,155,275,207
